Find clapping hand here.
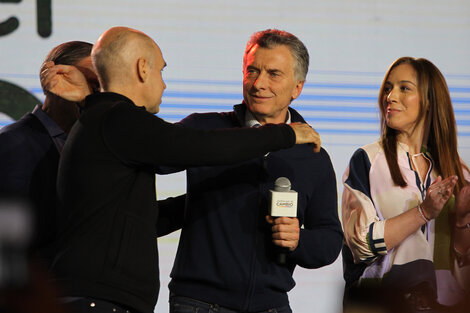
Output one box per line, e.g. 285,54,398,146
421,175,458,220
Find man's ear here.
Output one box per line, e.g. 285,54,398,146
291,80,305,101
137,57,149,82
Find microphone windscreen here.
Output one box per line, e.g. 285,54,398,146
274,177,291,192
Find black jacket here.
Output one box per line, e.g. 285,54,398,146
52,93,296,313
166,103,343,312
0,111,61,265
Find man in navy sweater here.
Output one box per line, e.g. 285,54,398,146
164,29,343,313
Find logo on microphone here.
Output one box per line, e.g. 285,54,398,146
276,200,294,208
270,177,297,217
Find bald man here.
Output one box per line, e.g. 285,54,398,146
51,27,321,313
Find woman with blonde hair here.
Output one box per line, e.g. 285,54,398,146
342,57,470,312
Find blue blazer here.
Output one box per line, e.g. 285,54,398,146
0,112,61,265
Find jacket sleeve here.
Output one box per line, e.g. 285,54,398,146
101,103,295,168
287,148,343,268
0,130,31,196
156,194,186,237
342,148,386,264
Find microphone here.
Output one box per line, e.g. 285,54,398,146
269,177,298,264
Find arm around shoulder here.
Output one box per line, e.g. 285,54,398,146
101,104,296,168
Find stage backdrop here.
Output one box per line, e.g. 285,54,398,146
1,1,469,312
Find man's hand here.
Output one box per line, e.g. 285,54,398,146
266,216,300,251
289,122,321,153
41,61,93,102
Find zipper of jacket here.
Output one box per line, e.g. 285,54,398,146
242,154,268,311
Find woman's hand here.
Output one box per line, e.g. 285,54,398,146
421,175,458,220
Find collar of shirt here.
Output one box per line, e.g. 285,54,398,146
32,104,67,152
244,109,291,127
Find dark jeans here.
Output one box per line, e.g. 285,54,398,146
63,297,138,313
169,295,292,313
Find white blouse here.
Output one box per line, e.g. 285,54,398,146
342,140,470,306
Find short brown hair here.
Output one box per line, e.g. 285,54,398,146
244,29,309,81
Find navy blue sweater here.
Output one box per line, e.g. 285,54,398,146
167,103,343,312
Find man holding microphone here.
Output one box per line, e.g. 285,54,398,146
163,29,343,313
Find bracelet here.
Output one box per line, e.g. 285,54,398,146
418,204,431,223
454,244,470,267
455,222,470,230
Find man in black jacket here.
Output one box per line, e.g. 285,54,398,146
50,27,321,313
163,29,344,313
